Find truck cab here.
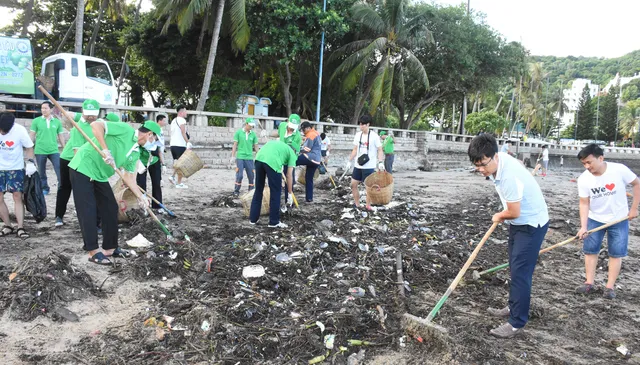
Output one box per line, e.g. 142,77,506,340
40,53,117,105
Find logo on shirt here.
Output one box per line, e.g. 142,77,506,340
591,183,617,199
0,140,15,149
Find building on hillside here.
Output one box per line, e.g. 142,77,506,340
558,78,599,132
603,72,640,93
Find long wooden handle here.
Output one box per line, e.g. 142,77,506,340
426,221,499,322
37,86,170,236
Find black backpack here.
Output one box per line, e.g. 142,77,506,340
23,171,47,223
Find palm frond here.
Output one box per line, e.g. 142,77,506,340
369,57,390,115
351,3,386,35
329,38,387,84
342,60,367,92
393,63,405,104
228,0,250,51
402,50,428,90
381,65,395,113
328,39,375,64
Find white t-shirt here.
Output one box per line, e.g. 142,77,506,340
542,149,549,161
353,130,381,169
0,124,34,170
170,117,187,147
578,162,638,222
321,136,331,151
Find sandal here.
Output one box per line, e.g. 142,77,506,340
106,247,132,258
88,252,113,266
0,226,14,237
16,228,29,239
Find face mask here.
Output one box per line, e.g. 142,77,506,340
144,140,155,149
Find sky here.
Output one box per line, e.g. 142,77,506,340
2,0,639,59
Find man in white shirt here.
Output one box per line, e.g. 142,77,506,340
541,145,549,177
576,144,640,299
0,113,37,239
169,105,192,189
345,115,384,210
320,132,331,165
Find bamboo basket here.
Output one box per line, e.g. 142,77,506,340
113,178,139,222
174,149,204,178
364,172,394,205
240,187,271,217
297,166,320,185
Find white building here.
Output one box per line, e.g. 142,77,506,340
603,72,640,93
559,78,599,131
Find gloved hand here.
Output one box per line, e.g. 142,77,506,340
137,195,150,210
186,142,193,149
326,151,330,156
260,130,267,138
345,160,352,171
287,193,294,206
162,164,167,174
377,161,385,171
25,161,37,176
102,149,115,168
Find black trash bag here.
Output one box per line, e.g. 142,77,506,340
23,171,47,223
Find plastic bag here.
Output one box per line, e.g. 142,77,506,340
23,171,47,223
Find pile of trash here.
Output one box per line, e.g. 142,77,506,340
0,253,102,321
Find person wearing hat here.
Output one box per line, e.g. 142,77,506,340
68,119,162,265
29,101,66,195
231,118,259,197
137,114,168,213
278,114,302,209
105,112,121,122
169,104,192,189
54,100,100,227
0,113,36,239
380,130,395,173
296,121,322,202
249,140,296,229
345,115,385,210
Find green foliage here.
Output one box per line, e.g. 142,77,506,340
561,123,575,139
597,87,620,142
575,84,595,140
464,111,508,135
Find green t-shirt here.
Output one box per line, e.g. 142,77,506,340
69,121,141,182
278,122,302,153
60,117,96,161
255,140,297,173
383,135,395,154
30,116,64,155
234,128,258,160
140,148,159,167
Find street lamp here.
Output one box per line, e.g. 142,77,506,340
315,0,328,122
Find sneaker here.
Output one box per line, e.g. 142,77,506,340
42,189,49,196
54,217,64,227
168,175,177,185
233,191,240,198
489,322,524,338
280,206,288,214
268,222,288,228
175,183,188,189
250,219,259,225
576,283,594,294
487,306,510,318
603,287,616,299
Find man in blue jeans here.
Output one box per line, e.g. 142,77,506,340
468,133,549,338
29,101,66,195
232,118,259,197
575,144,639,299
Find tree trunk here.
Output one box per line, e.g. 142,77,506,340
74,0,85,55
255,62,264,96
459,95,467,134
116,48,129,103
87,0,107,56
56,17,77,54
294,60,304,114
494,94,504,112
439,106,445,132
452,103,456,133
20,0,35,37
351,71,367,124
196,0,226,112
277,62,293,116
196,10,211,57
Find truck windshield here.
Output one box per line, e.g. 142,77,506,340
86,60,112,85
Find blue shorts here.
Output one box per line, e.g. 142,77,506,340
0,169,25,193
321,150,327,157
352,168,375,182
583,218,629,258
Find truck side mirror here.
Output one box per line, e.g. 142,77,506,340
54,59,65,70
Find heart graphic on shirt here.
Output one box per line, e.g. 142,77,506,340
5,141,14,147
605,183,615,191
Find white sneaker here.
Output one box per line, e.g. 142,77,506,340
175,183,188,189
250,219,259,225
157,209,166,215
268,222,288,228
169,176,177,185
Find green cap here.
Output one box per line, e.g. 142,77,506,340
105,112,121,122
72,112,82,122
246,117,256,127
379,131,387,136
82,99,100,116
287,114,301,129
142,121,162,136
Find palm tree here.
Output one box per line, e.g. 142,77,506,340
86,0,127,57
619,102,640,139
156,0,250,112
329,0,432,123
74,0,85,54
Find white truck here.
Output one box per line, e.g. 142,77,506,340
0,36,117,113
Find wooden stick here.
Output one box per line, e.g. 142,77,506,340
396,252,405,297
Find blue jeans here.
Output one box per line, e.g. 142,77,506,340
384,154,394,173
36,153,61,191
507,222,549,328
583,218,629,258
250,161,282,226
284,167,295,206
296,155,319,202
234,159,255,193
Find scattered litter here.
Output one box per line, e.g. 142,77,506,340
125,233,153,248
617,344,630,356
341,212,355,219
276,253,292,263
201,320,211,332
358,243,370,252
316,321,325,333
324,334,335,349
242,265,266,278
349,287,366,297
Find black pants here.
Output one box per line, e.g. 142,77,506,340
70,170,118,251
137,161,162,209
250,161,282,226
55,158,72,219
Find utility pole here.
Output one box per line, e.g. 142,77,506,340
467,0,470,16
544,76,549,137
595,85,600,141
315,0,327,122
615,82,622,144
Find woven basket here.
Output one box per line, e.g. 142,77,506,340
112,178,139,222
240,187,271,217
364,172,394,205
174,149,203,178
297,165,320,185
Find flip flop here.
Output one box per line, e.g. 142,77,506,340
88,252,112,266
106,247,132,258
16,228,30,239
0,226,14,237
